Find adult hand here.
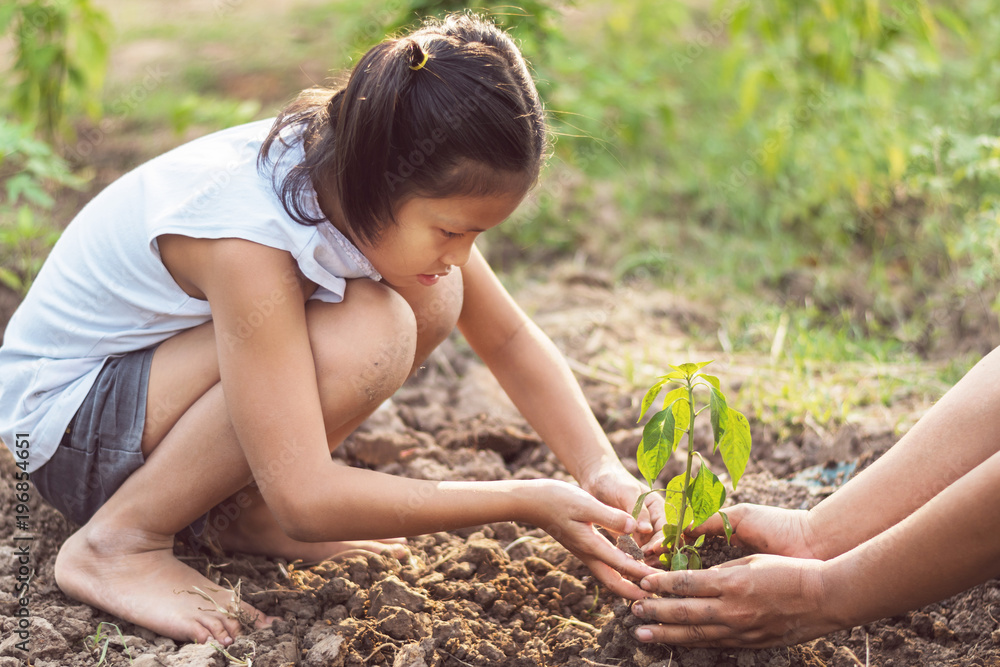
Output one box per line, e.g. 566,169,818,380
631,553,842,647
531,480,659,599
689,503,818,559
581,460,666,554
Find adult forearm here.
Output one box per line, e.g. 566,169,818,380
822,448,1000,629
806,347,1000,560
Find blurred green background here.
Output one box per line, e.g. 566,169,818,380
2,0,998,428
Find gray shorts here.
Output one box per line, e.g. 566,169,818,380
33,346,156,526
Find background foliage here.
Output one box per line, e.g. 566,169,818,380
1,0,997,424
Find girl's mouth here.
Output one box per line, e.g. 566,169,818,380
417,267,451,286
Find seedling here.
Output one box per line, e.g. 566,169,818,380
632,361,752,570
84,621,133,666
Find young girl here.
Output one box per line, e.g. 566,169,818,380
0,13,662,645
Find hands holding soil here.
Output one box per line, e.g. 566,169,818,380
629,504,841,647
525,459,668,600
624,347,1000,648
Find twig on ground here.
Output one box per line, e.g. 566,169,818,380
178,578,258,630
439,649,478,667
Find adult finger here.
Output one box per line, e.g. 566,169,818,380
629,596,746,646
633,500,654,534
582,527,659,581
584,559,649,600
631,621,740,647
640,568,726,598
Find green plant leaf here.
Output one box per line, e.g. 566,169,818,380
659,552,672,567
669,396,690,451
631,489,661,520
668,361,712,378
708,384,729,448
720,511,734,545
0,267,24,292
689,462,726,527
693,534,705,548
670,551,689,571
661,523,680,550
687,550,702,570
661,385,687,411
699,373,721,390
638,408,673,487
663,474,693,529
718,408,752,488
638,377,669,422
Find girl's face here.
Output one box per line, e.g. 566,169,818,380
358,191,525,288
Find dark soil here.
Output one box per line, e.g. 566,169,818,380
2,273,999,667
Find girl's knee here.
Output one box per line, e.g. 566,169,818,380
307,280,417,407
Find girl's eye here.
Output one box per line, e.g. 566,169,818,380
440,229,463,239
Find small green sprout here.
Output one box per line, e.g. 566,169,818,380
632,361,752,570
84,621,133,666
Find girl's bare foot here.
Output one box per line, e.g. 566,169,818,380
209,500,409,563
55,522,275,645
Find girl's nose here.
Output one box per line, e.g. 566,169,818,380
442,241,474,267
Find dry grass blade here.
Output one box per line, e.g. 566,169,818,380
178,578,259,630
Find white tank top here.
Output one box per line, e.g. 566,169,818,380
0,118,381,470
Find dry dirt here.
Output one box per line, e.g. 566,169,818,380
2,272,1000,667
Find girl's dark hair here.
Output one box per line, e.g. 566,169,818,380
259,12,547,245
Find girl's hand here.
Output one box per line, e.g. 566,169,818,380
580,461,666,556
530,480,659,599
631,553,841,648
687,503,818,559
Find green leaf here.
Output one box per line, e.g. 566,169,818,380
0,267,24,292
668,361,712,378
661,385,687,411
0,5,17,38
687,550,702,570
670,551,689,571
631,489,660,520
720,511,734,545
638,409,673,487
689,462,726,527
661,523,680,550
699,373,721,390
718,408,752,488
708,385,729,448
663,474,693,529
669,396,690,451
638,377,669,422
659,552,672,567
693,534,705,548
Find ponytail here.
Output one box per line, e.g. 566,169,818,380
259,12,546,246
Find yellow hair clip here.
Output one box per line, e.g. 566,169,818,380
410,52,429,71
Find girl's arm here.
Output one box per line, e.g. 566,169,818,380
173,237,654,595
457,247,663,538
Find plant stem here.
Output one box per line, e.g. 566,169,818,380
671,376,697,565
